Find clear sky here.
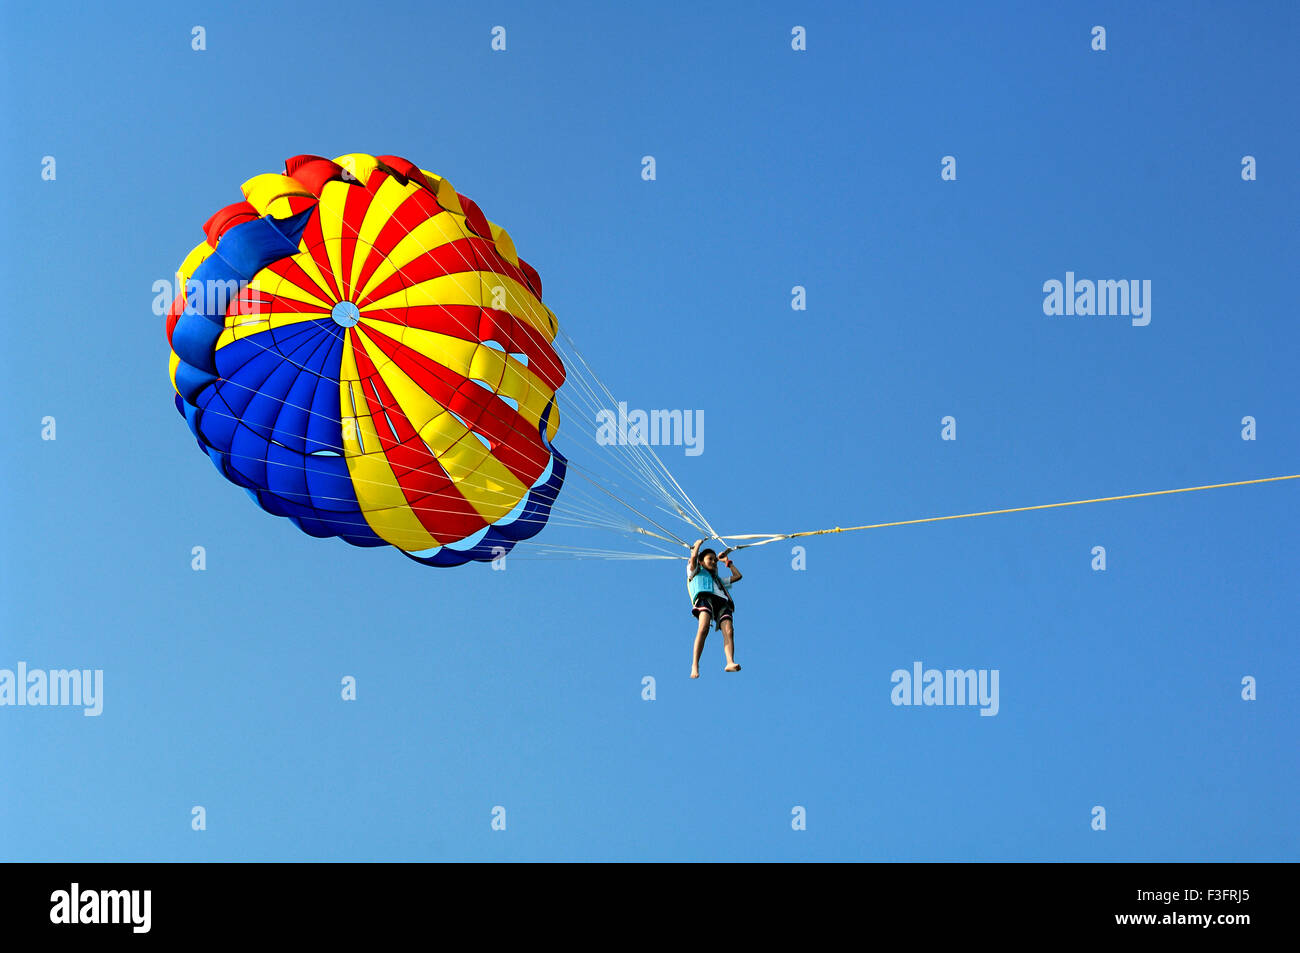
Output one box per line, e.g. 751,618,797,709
1,0,1296,861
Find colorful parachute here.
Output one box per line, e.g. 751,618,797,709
166,153,567,566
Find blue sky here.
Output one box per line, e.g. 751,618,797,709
1,0,1296,860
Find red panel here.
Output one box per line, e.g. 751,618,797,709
364,304,476,343
352,182,454,298
282,195,318,216
376,154,421,184
299,209,342,304
334,178,374,300
203,202,259,245
284,155,343,195
260,254,333,312
456,194,492,238
477,308,566,392
517,258,542,298
358,238,482,310
464,234,543,308
285,154,327,176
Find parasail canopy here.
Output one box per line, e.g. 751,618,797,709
166,153,568,566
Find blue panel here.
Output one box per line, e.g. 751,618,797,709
174,359,218,403
291,511,387,546
171,314,225,374
228,424,270,488
212,215,305,279
265,440,310,507
305,361,343,455
246,360,302,435
193,392,236,452
305,455,358,512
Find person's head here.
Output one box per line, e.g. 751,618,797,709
698,548,719,572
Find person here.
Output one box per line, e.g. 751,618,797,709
687,539,742,677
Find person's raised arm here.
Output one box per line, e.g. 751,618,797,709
688,538,704,574
722,554,742,584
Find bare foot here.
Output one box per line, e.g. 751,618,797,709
725,663,742,672
690,668,700,678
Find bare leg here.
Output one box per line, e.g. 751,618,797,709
691,611,711,678
721,618,740,671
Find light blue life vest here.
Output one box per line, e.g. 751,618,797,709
687,565,732,603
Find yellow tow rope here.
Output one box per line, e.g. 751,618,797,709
712,473,1300,554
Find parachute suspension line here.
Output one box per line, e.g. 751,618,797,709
548,393,710,545
554,330,720,539
716,474,1300,554
545,480,686,542
549,346,692,525
564,465,692,549
503,548,681,561
539,358,682,513
549,390,689,519
551,335,688,515
530,366,703,543
555,457,684,532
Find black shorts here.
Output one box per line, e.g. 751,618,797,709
691,592,734,626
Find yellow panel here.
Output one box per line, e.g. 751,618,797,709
333,153,379,187
420,170,464,215
249,267,333,311
286,239,335,304
383,324,477,376
421,409,466,456
177,240,214,287
436,434,526,518
469,343,555,431
337,331,441,549
265,195,301,219
357,213,470,303
365,270,484,314
478,272,555,340
240,173,314,214
313,182,350,286
216,308,326,349
350,175,415,301
546,394,560,442
169,350,181,394
468,343,506,390
349,504,448,550
488,223,519,266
